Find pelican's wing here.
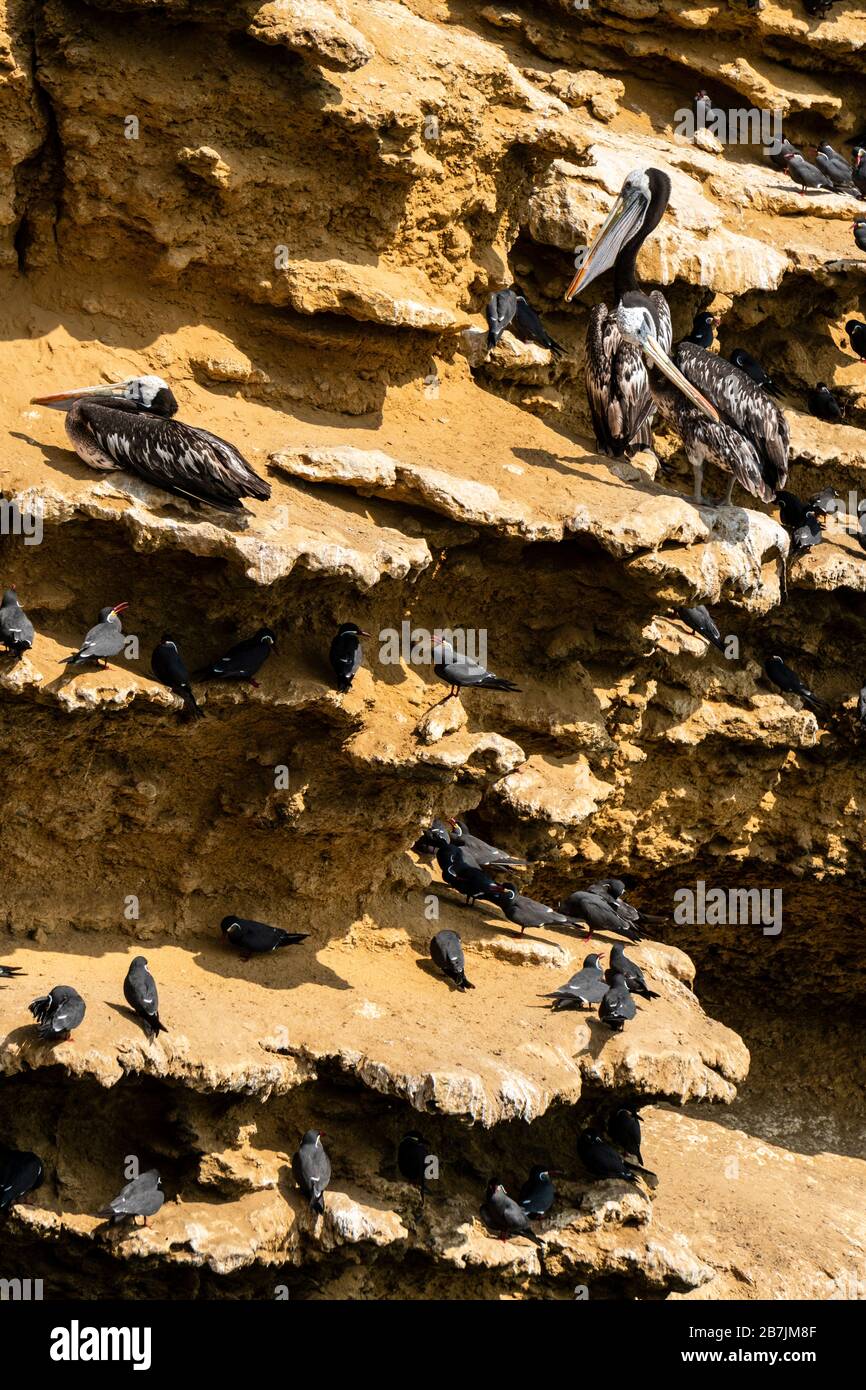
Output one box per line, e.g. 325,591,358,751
586,304,656,456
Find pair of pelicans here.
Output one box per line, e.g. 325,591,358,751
565,167,789,507
32,168,786,512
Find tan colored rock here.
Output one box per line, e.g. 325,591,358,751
177,145,232,187
247,1,374,72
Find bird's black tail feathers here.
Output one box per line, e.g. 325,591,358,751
310,1193,325,1215
481,677,521,692
457,973,475,991
625,1162,659,1189
181,687,204,720
804,693,832,718
276,933,311,948
148,1016,168,1037
28,995,50,1023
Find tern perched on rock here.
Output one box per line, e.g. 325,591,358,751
63,603,128,668
599,971,637,1031
429,929,474,991
846,320,866,361
329,622,370,693
220,916,309,959
782,151,835,195
436,841,502,908
486,286,565,356
480,1179,544,1245
607,944,659,1001
807,384,843,422
398,1132,433,1202
446,818,527,869
99,1169,164,1226
196,627,276,687
0,1146,44,1211
541,953,607,1010
728,348,782,398
123,956,167,1038
28,985,86,1041
814,143,856,192
151,634,202,719
559,890,643,943
518,1166,558,1218
292,1130,331,1215
579,1130,637,1183
432,638,519,700
673,604,727,653
608,1105,645,1165
684,310,719,350
764,654,830,716
487,883,587,937
0,588,34,660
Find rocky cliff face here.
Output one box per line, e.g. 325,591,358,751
0,0,864,1301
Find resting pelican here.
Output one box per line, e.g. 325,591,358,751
564,168,674,457
31,375,270,511
614,301,789,504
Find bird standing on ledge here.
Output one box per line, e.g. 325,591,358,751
432,639,520,700
28,985,86,1041
151,634,203,718
196,628,276,687
63,603,129,669
0,588,34,660
329,622,371,693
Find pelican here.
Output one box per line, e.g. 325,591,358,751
613,301,789,505
564,167,674,457
30,375,271,512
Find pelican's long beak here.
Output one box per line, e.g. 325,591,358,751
31,382,129,410
642,336,720,422
564,186,648,301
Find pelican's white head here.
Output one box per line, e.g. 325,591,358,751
32,374,178,417
564,168,654,301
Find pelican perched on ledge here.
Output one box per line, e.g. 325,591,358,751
564,167,674,458
31,375,271,512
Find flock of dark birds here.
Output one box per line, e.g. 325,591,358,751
0,807,664,1238
1,848,660,1241
0,589,522,714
